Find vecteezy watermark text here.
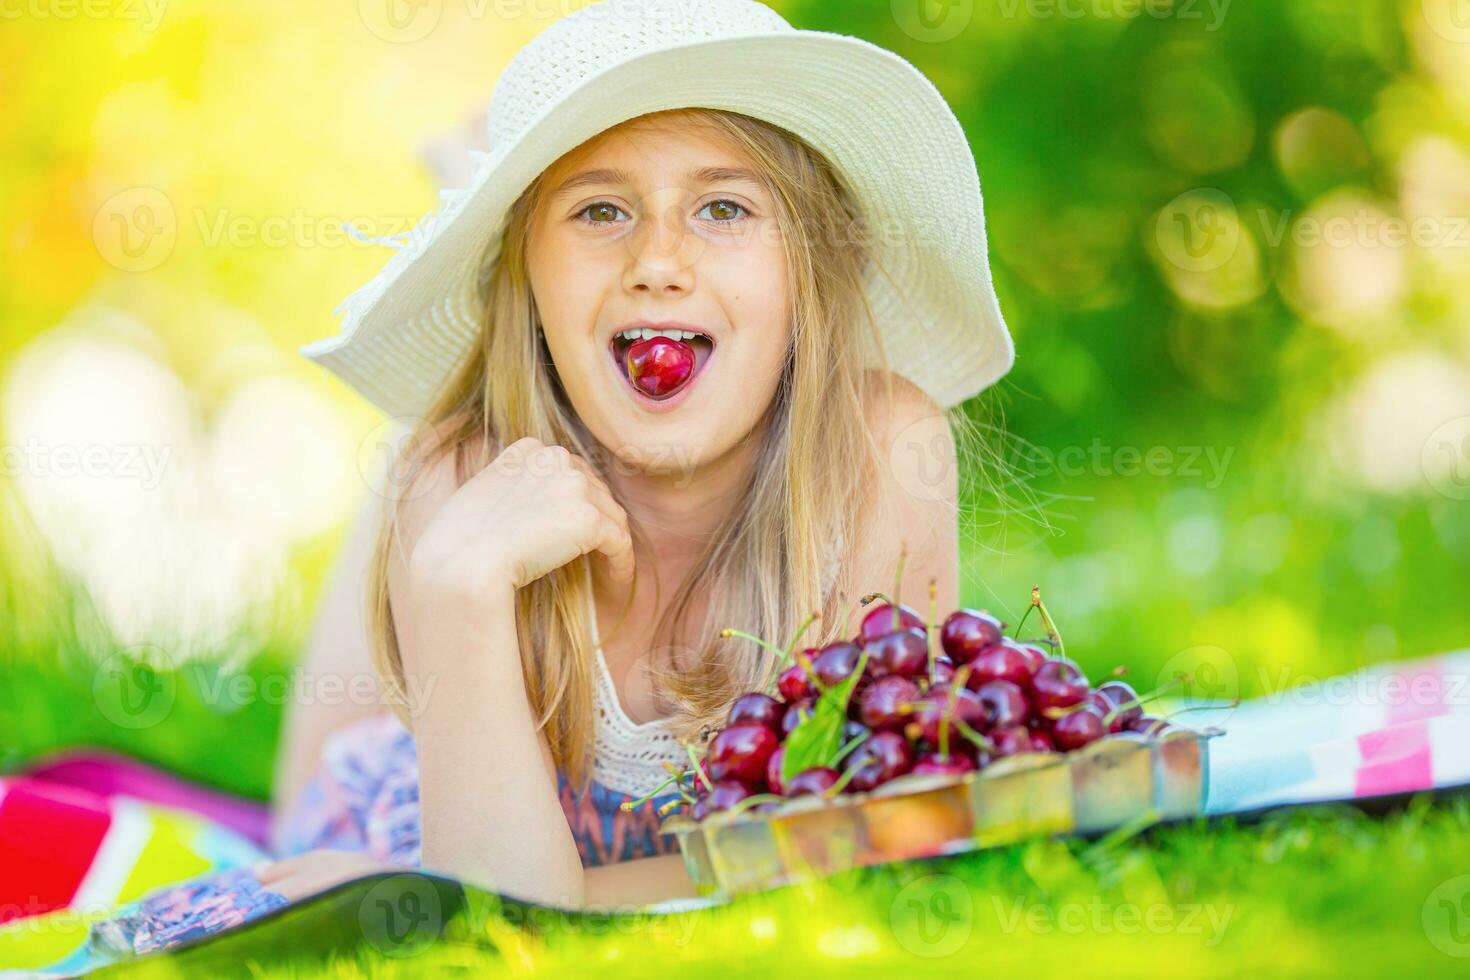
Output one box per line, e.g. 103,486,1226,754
1,438,171,490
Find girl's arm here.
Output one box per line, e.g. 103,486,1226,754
391,434,638,909
256,850,697,908
269,467,391,849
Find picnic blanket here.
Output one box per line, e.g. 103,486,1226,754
3,648,1468,976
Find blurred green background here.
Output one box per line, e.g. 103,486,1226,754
3,0,1469,805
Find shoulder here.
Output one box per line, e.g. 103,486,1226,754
844,370,960,622
859,368,953,460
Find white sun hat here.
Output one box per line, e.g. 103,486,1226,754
299,0,1013,417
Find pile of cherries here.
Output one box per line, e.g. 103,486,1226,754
636,578,1185,823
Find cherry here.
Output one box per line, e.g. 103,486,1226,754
964,641,1035,689
974,679,1030,730
624,336,695,399
782,698,814,737
1130,715,1175,738
857,602,926,643
1015,644,1049,674
704,779,754,814
784,767,841,797
1029,729,1056,753
905,686,985,746
689,795,711,822
912,752,978,777
777,658,815,703
1031,657,1090,713
811,641,864,688
1082,690,1114,726
1096,680,1142,732
860,675,921,732
842,730,914,792
939,609,1005,662
1052,703,1106,750
989,725,1033,757
727,692,783,732
842,718,870,742
705,722,779,787
766,745,786,795
864,627,929,678
928,656,956,687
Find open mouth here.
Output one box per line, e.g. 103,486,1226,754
608,328,716,403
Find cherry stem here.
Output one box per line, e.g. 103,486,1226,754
831,729,871,767
784,610,822,663
952,716,995,754
1011,602,1035,640
683,743,714,793
926,578,939,680
722,628,787,663
938,663,976,759
891,542,908,631
620,769,685,811
823,765,862,799
723,792,782,819
1166,698,1240,719
657,798,687,817
1098,674,1194,726
1030,585,1065,660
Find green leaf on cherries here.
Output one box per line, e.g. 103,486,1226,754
780,650,869,784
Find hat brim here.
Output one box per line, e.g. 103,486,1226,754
300,29,1014,417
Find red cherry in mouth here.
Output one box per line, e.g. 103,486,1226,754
623,335,696,399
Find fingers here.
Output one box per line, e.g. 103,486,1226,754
593,506,636,592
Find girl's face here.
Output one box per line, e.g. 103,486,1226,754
526,112,791,478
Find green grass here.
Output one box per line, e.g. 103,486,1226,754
6,569,1469,976
103,801,1470,977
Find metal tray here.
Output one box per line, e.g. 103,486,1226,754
658,726,1220,898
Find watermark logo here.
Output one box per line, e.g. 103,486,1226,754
888,413,960,503
358,0,442,43
92,646,177,730
1154,188,1240,274
1420,0,1470,45
889,873,974,957
1422,416,1470,501
1424,875,1470,958
359,875,445,957
892,0,974,43
1155,644,1240,703
92,187,176,272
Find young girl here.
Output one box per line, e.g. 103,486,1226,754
131,0,1013,927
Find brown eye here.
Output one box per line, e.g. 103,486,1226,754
578,202,626,224
700,200,748,222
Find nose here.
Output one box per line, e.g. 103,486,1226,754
620,187,701,295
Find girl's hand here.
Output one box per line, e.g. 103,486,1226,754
254,850,400,902
407,436,635,605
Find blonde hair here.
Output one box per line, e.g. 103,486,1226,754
364,107,995,793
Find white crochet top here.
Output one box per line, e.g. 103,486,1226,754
586,584,689,798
